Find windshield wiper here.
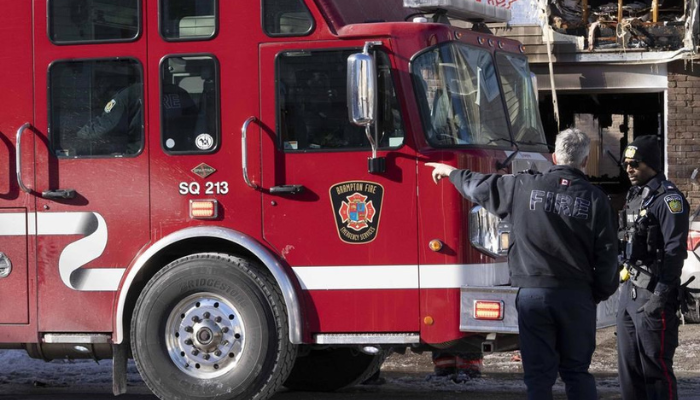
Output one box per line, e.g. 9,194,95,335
496,148,520,171
485,137,516,146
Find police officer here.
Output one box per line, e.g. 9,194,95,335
617,135,689,400
427,128,619,400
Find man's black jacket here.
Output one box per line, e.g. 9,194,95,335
449,164,619,302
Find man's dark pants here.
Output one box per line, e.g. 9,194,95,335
516,287,598,400
617,280,679,400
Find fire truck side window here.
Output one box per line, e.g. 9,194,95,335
161,56,219,154
49,59,144,158
160,0,217,40
263,0,313,36
48,0,140,44
277,50,404,151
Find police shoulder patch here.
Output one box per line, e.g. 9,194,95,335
104,99,117,114
664,194,684,214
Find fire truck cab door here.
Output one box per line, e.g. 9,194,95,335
260,42,420,334
30,2,150,332
0,2,33,326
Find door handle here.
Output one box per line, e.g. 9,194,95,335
16,122,32,194
269,185,305,195
42,189,76,199
241,116,259,189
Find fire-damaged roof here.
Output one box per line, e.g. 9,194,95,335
550,0,693,52
491,0,699,63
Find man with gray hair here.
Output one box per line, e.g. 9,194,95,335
426,128,618,400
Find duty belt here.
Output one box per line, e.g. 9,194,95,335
626,261,656,291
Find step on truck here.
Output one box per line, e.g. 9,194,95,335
0,0,616,398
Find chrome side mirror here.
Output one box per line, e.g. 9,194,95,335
347,41,385,174
347,43,378,127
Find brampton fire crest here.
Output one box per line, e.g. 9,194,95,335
329,181,384,244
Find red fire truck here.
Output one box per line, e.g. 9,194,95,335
0,0,603,399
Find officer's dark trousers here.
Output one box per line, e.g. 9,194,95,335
516,287,597,400
617,281,679,400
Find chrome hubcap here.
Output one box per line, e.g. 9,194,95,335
166,293,245,378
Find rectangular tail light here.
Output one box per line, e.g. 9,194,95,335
190,199,218,219
473,300,504,321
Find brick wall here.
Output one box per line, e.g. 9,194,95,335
667,61,700,209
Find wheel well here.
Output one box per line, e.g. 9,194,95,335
121,237,274,345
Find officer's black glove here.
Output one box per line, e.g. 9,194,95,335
637,282,672,318
637,293,666,318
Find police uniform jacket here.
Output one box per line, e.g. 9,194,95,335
622,173,689,296
448,165,619,302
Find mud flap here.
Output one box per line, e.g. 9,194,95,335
112,343,128,396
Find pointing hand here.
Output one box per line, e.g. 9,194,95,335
426,162,456,184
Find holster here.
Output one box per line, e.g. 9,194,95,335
628,263,656,291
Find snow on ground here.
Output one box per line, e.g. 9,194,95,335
0,350,142,388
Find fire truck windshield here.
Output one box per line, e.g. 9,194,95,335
411,42,546,151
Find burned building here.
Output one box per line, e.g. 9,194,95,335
486,0,700,206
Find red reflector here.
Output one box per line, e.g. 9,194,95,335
473,300,504,321
190,200,218,219
688,231,700,251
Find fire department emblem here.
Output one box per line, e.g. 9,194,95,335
330,181,384,244
340,193,376,231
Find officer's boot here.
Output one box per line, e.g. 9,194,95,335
433,355,457,377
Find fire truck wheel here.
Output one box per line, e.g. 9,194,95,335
283,347,386,391
130,253,296,400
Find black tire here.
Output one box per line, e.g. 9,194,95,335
283,347,386,392
131,253,296,400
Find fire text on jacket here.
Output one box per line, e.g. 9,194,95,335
529,190,591,219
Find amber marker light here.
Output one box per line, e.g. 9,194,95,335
190,199,218,219
500,232,510,252
428,239,443,252
424,316,434,325
473,300,504,320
